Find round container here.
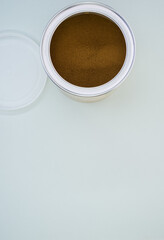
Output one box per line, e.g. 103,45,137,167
41,2,135,102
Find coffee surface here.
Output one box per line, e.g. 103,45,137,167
50,13,126,87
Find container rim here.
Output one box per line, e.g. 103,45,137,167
40,2,135,97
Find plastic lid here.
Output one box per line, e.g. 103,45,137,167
0,31,47,110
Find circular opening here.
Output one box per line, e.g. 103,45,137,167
41,3,135,97
50,13,126,88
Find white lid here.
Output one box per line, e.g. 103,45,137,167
0,31,47,110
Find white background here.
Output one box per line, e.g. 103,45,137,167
0,0,164,239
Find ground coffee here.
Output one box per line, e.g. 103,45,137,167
50,13,126,87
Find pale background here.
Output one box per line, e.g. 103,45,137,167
0,0,164,239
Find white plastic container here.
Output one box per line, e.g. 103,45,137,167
41,2,135,102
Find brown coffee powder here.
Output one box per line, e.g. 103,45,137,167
50,13,126,87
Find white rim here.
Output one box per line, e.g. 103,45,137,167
41,2,135,97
